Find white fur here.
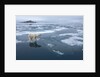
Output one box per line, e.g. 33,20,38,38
28,33,41,42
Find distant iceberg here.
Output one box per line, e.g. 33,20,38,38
20,20,37,23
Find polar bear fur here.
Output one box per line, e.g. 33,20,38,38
28,33,41,42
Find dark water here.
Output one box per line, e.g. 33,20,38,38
16,38,83,60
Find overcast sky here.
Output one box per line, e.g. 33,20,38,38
16,15,83,23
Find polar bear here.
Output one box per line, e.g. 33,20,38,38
28,33,41,42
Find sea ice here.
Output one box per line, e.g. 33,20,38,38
52,50,64,55
61,36,83,46
47,43,54,47
16,40,23,43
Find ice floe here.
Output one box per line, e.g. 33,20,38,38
47,43,54,47
59,33,78,36
59,29,83,37
53,27,68,31
52,50,64,55
61,36,83,46
60,29,83,46
16,40,23,43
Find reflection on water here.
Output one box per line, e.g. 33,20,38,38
29,41,41,48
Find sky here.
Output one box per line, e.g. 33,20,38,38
16,15,83,23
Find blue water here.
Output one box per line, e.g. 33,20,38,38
16,42,83,60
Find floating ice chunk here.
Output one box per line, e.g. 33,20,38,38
59,33,78,37
77,30,83,36
72,36,83,40
59,29,83,37
37,27,43,30
54,27,68,31
59,33,68,36
61,36,83,46
37,38,40,41
62,39,82,46
60,29,83,46
47,43,54,47
16,40,23,43
52,50,64,55
77,30,83,33
16,40,30,43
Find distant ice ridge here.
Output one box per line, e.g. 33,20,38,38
61,29,83,46
16,27,67,36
